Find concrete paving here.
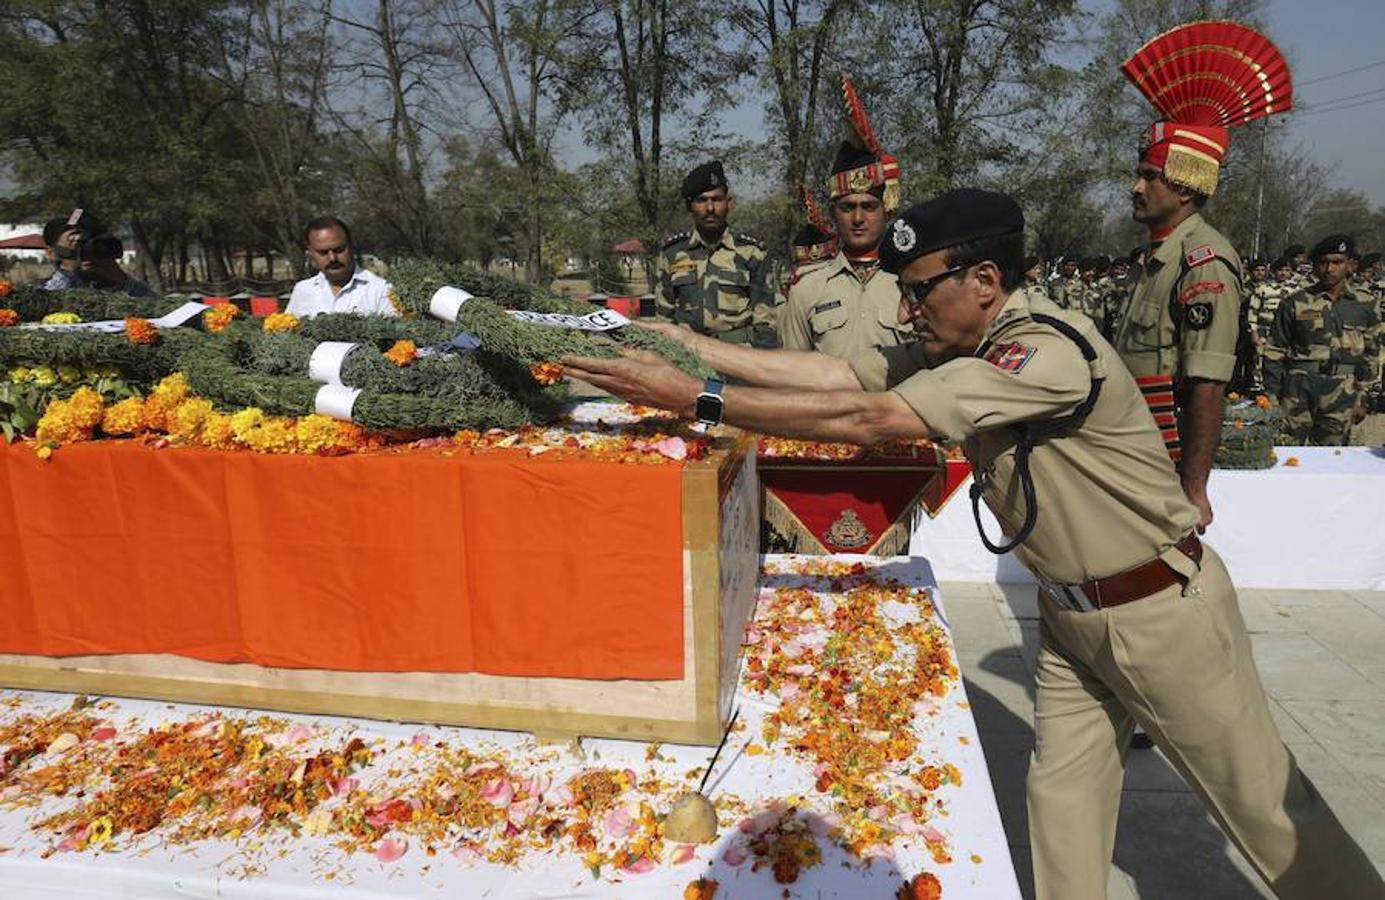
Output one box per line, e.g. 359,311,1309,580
943,580,1385,899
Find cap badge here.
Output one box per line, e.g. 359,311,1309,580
891,220,916,253
848,168,874,194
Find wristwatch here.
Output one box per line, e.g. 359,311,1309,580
694,376,726,427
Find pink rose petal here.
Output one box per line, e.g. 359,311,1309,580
285,724,312,744
464,761,499,777
375,838,407,863
807,811,840,836
785,663,814,677
410,731,428,748
621,856,656,874
603,805,636,839
507,797,539,827
721,846,747,866
481,779,514,808
669,844,696,865
552,784,575,806
921,824,946,844
451,844,479,864
652,436,688,460
867,804,888,821
90,726,117,742
779,683,801,700
331,776,358,797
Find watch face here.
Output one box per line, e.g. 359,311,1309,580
695,391,723,425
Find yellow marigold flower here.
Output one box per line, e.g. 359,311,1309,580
169,397,215,442
295,414,345,454
67,386,105,429
101,397,146,435
229,408,267,444
204,303,240,333
41,311,81,325
35,444,53,460
384,339,417,367
201,412,237,450
124,316,159,345
88,815,114,847
57,365,82,384
35,387,103,446
0,308,19,327
143,374,191,432
244,417,298,453
31,366,57,387
262,312,300,333
8,366,31,383
152,373,190,404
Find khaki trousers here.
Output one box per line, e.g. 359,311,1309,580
1027,545,1383,900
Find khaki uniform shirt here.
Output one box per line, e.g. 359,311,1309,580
1114,213,1243,383
655,229,777,347
849,289,1198,584
777,254,912,358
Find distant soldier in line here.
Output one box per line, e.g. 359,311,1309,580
1358,251,1385,410
1097,255,1132,341
1283,243,1312,290
778,78,911,358
1251,258,1296,395
1047,257,1080,308
656,161,778,348
1269,235,1380,444
1024,255,1050,300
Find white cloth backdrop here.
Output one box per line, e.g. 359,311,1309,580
0,555,1020,900
910,447,1385,590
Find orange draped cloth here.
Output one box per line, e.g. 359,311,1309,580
0,441,684,679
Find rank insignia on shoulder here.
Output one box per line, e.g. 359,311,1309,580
1178,281,1225,304
662,232,689,249
983,341,1036,373
1185,301,1214,330
812,299,843,314
735,232,763,249
1185,244,1216,268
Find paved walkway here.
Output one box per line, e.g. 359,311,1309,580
943,580,1385,899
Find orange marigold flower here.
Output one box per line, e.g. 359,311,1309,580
897,872,943,900
0,308,18,327
262,312,300,333
683,878,719,900
1284,456,1300,467
204,303,240,333
529,362,564,385
0,280,12,297
384,340,417,367
124,317,159,345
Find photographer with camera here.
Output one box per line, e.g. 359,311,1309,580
39,209,154,297
76,234,155,297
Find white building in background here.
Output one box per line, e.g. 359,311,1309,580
0,223,47,262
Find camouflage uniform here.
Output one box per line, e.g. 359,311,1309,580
777,254,911,358
1098,275,1132,342
1250,280,1293,395
655,229,778,347
1270,285,1380,445
1049,275,1084,310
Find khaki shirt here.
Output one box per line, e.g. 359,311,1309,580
849,289,1198,584
655,229,777,347
777,254,912,358
1114,213,1243,382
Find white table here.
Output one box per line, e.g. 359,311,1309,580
0,555,1020,899
909,446,1385,590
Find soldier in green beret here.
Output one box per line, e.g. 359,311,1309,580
655,161,778,348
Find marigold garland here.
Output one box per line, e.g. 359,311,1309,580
204,304,240,333
124,317,158,345
0,280,11,298
384,340,417,367
262,313,300,334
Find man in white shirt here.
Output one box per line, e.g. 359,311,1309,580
286,216,398,317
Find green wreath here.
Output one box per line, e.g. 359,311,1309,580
1,283,185,324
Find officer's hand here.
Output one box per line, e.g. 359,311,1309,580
1186,489,1213,534
560,350,701,414
635,320,700,350
1352,402,1367,424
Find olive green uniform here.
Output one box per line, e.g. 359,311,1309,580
655,229,778,347
1114,213,1242,461
777,254,912,358
847,288,1381,900
1270,285,1381,445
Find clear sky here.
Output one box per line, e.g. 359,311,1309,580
1263,0,1385,203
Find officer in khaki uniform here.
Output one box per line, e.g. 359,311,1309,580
563,187,1384,900
1270,235,1381,444
655,161,778,348
779,84,910,358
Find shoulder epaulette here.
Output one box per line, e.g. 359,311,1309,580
661,232,689,250
734,232,764,249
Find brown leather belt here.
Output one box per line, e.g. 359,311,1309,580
1075,533,1203,609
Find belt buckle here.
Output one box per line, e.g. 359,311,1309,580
1036,574,1096,613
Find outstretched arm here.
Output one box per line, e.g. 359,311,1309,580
561,350,929,445
635,321,859,391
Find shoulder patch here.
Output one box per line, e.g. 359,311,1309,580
661,232,689,249
1185,244,1216,268
1184,301,1214,330
983,341,1036,373
1178,281,1225,304
734,232,764,249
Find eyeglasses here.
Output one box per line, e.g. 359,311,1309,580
832,199,883,215
901,265,965,308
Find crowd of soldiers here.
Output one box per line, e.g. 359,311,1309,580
655,170,1385,447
